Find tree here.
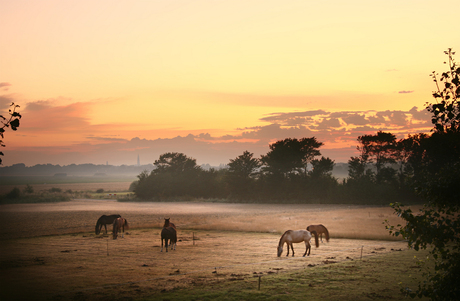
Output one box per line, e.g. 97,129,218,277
226,151,261,198
347,156,372,180
386,49,460,300
309,156,335,178
357,131,398,180
260,137,323,176
227,151,260,179
153,152,200,174
134,152,204,199
0,102,21,165
427,48,460,133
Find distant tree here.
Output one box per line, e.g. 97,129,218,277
0,102,21,165
347,156,373,181
6,187,21,199
260,137,323,176
153,152,200,174
386,49,460,300
226,151,260,198
23,184,34,194
227,151,260,179
135,152,204,199
309,156,335,178
357,131,398,180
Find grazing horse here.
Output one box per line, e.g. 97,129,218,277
112,217,129,240
161,218,177,252
95,214,121,234
306,224,330,243
277,230,319,257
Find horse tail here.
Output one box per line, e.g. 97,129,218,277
311,230,319,248
124,219,129,229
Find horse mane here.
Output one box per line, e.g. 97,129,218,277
278,230,291,247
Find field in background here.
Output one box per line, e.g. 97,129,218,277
0,176,133,194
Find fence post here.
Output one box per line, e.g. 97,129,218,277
258,275,261,290
360,246,363,260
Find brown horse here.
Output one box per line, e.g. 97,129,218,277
161,218,177,252
277,230,319,257
112,217,129,240
95,214,121,234
306,224,329,243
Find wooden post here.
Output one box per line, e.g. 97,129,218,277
360,246,363,260
258,276,261,290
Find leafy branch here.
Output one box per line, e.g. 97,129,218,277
0,102,22,164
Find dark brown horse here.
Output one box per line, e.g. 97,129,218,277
161,218,177,252
95,214,121,234
306,224,329,243
112,217,129,240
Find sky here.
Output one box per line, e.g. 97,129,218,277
1,0,459,167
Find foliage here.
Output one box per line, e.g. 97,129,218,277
385,49,460,300
134,152,225,200
225,151,260,198
309,156,335,178
131,137,421,204
427,48,460,133
0,102,21,165
23,184,34,194
260,137,323,176
356,131,398,180
0,187,71,204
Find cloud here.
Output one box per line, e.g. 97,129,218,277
0,94,16,110
0,82,12,91
3,100,434,166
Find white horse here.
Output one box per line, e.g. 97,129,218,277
277,229,319,257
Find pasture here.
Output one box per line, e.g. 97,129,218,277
0,200,426,300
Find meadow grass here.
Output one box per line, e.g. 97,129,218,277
141,247,431,301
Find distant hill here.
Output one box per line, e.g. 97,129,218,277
0,163,155,177
0,162,349,179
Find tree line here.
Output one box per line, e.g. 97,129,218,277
131,128,444,205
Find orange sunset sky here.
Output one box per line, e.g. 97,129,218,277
1,0,459,167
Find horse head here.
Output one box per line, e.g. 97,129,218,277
277,245,283,257
163,218,170,227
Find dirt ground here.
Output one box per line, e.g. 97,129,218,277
0,200,412,301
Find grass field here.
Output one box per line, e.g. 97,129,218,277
0,200,430,301
0,175,134,194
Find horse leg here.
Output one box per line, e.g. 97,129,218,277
165,239,169,252
161,238,164,252
290,243,295,257
104,224,108,234
121,225,124,238
286,243,290,257
320,233,323,243
303,241,311,257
